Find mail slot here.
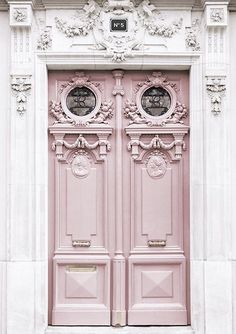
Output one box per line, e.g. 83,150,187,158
148,240,166,247
66,265,97,272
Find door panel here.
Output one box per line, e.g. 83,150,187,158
55,151,107,250
48,70,189,326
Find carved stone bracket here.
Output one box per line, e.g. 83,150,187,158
206,77,226,115
11,76,31,116
125,126,189,161
49,126,112,161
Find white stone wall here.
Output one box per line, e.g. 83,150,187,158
0,10,10,334
0,1,235,333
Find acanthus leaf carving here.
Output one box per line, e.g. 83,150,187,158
206,77,226,115
11,76,31,116
127,134,186,160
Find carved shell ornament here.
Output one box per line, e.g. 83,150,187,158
146,152,168,178
54,0,183,62
49,72,113,126
124,72,188,126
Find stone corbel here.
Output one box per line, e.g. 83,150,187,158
11,76,31,115
206,76,226,115
126,133,186,161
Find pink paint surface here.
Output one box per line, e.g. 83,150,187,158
48,70,189,326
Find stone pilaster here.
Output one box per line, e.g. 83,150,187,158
203,2,232,334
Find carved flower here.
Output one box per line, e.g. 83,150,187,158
13,9,27,22
210,8,224,22
37,29,52,50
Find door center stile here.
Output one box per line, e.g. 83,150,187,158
111,70,126,327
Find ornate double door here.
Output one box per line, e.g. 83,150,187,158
48,70,189,326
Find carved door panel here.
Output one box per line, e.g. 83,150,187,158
122,71,189,325
48,70,189,326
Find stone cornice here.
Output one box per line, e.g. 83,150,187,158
0,0,235,11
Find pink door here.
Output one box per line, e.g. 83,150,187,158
48,70,189,326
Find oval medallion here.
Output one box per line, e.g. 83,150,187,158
71,154,91,178
146,154,167,178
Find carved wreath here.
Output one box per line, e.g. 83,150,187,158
54,0,183,63
49,72,113,126
124,72,188,126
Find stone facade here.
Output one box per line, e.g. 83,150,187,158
0,0,235,333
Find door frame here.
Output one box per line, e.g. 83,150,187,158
35,52,203,333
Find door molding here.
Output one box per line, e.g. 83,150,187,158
34,51,203,333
